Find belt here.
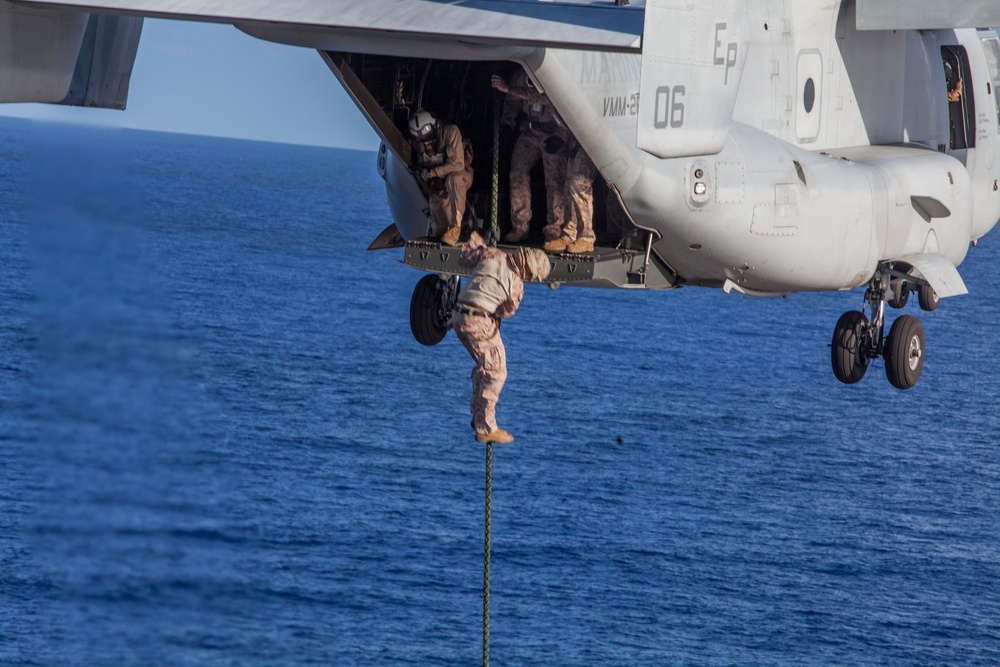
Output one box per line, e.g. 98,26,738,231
455,304,498,320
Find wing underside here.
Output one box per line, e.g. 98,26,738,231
18,0,644,51
856,0,1000,30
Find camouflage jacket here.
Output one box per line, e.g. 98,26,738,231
457,232,524,319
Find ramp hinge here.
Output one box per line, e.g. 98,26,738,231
626,231,655,285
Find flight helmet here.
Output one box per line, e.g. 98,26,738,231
409,110,439,142
510,68,535,91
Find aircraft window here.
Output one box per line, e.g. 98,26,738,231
981,36,1000,131
942,46,976,150
795,50,822,142
803,79,816,113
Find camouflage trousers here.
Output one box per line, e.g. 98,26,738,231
509,130,566,240
560,150,597,242
429,170,473,237
452,311,506,435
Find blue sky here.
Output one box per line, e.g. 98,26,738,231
0,19,379,151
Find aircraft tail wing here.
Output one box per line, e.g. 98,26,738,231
62,13,144,109
636,0,749,159
0,3,142,108
856,0,1000,30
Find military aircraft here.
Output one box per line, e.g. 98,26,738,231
4,0,1000,390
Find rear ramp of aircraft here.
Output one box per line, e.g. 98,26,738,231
403,232,677,290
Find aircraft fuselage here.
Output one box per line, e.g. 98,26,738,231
523,2,1000,295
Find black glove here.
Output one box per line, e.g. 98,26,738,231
428,177,447,196
543,136,564,154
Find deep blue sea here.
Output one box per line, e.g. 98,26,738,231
2,116,999,666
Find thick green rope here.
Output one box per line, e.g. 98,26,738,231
483,94,501,667
490,96,500,249
483,441,492,667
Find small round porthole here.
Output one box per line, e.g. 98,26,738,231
803,78,816,113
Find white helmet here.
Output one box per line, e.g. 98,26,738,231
408,110,439,141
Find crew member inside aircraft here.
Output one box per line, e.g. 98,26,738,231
945,61,963,102
944,60,966,149
554,136,598,254
451,231,552,444
491,70,569,251
409,110,474,247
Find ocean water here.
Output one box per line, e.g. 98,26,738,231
2,116,998,666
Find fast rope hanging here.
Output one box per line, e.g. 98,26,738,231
482,95,501,667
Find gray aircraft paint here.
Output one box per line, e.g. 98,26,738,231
5,0,1000,300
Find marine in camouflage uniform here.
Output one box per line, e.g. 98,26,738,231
450,231,552,444
410,112,473,246
558,138,598,254
491,71,568,246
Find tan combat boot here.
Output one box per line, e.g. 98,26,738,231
440,225,461,246
543,237,571,253
566,238,595,254
475,429,514,444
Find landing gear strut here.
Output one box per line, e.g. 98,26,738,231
409,274,460,346
830,266,927,390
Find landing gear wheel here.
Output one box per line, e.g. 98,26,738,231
888,279,909,309
409,274,459,346
831,310,870,384
918,283,939,312
883,315,925,390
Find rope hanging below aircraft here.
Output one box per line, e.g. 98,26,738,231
482,94,501,667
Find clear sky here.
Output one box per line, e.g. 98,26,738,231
0,18,380,151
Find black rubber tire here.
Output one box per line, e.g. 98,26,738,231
884,314,925,390
918,283,939,312
409,274,449,346
831,310,870,384
888,279,909,309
